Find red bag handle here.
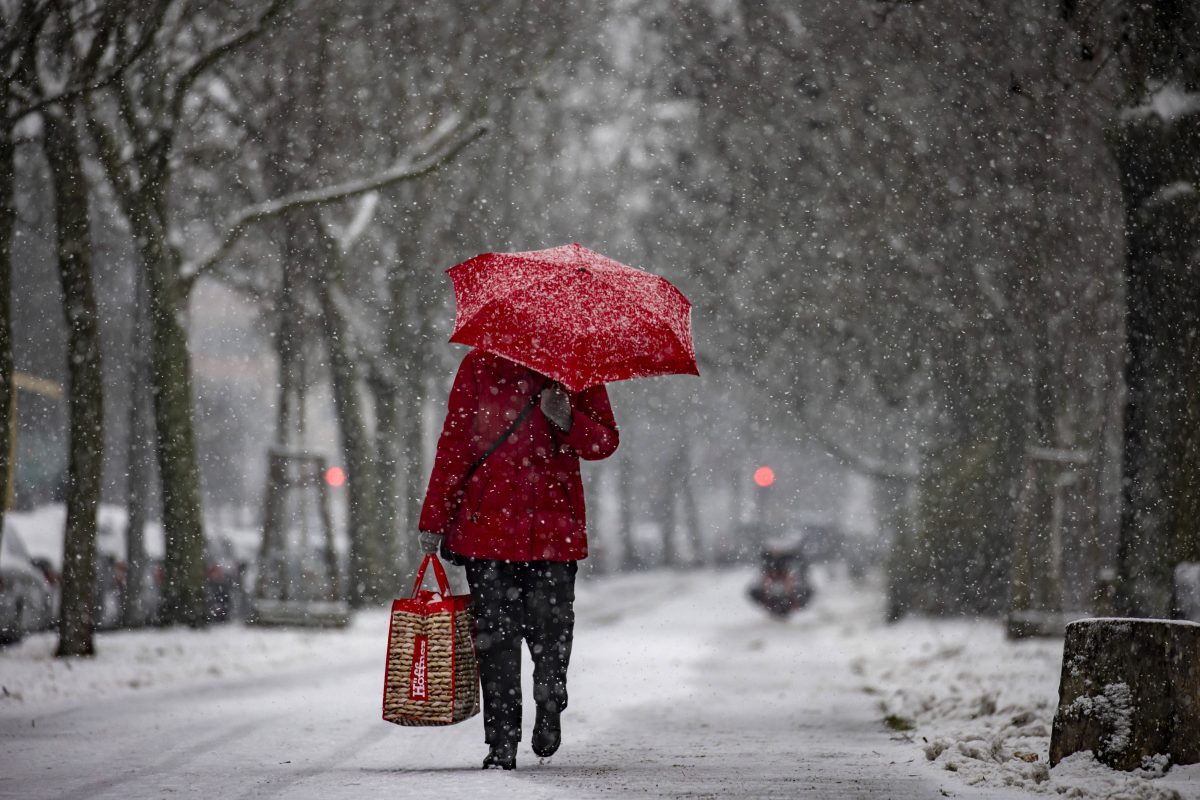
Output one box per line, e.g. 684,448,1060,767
410,553,451,598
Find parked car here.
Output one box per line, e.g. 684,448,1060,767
8,505,257,627
29,534,126,631
0,526,57,645
95,514,163,627
205,535,244,622
126,547,241,625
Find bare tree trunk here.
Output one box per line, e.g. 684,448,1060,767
881,471,914,622
616,449,636,569
273,223,306,450
1111,3,1200,616
369,371,402,575
128,190,207,627
0,130,13,538
658,451,678,568
44,109,103,657
254,212,311,603
122,268,152,628
578,465,605,578
257,453,289,601
401,376,425,568
1115,153,1200,615
678,438,703,565
387,248,427,579
308,214,385,606
321,286,384,606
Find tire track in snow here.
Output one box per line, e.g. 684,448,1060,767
50,714,287,800
231,725,390,800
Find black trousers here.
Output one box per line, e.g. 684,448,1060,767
463,559,577,746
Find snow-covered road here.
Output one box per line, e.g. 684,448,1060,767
1,569,1194,799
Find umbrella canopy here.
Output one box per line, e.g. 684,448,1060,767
447,243,698,393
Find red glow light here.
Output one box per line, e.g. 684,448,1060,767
753,466,775,488
325,466,346,487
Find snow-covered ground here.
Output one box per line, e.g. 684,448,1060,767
860,607,1199,799
1,568,1196,799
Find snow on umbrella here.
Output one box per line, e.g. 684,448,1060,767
447,243,698,393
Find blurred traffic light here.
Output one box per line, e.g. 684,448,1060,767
753,465,775,488
324,466,346,487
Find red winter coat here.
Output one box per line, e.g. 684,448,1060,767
418,349,619,561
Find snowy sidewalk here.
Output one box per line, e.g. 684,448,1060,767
1,569,1196,799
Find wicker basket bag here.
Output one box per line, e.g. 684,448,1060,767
382,553,480,726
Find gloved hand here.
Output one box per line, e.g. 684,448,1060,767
418,530,442,555
540,381,573,432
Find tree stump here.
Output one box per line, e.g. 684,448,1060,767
1050,618,1200,770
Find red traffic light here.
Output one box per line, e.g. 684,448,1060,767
324,466,346,487
753,466,775,488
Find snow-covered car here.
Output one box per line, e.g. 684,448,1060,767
0,526,57,644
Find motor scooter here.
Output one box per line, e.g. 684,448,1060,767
747,539,813,619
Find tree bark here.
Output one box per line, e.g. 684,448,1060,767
1050,618,1200,769
616,449,637,569
386,247,427,580
658,452,678,568
1114,152,1200,616
400,355,429,575
307,214,385,606
321,285,384,606
122,269,152,628
82,99,209,627
273,216,307,451
0,130,13,538
678,438,703,565
369,371,402,574
129,190,208,627
1111,4,1200,616
881,470,914,623
44,109,103,657
400,372,425,573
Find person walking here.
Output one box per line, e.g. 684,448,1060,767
418,347,619,770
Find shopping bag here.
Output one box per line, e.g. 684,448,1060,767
382,553,480,726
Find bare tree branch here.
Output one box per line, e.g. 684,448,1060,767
180,114,490,288
83,91,135,203
4,0,167,126
164,0,291,138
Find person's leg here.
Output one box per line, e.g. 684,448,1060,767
464,560,525,752
523,560,576,756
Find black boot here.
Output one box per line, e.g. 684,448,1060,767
531,708,561,758
482,741,517,770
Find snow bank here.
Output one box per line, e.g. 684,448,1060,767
0,610,388,709
863,612,1199,799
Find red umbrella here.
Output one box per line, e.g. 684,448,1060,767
447,243,698,393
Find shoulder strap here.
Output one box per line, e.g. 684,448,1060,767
462,377,549,485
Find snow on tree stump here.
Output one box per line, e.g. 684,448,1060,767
1050,618,1200,770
